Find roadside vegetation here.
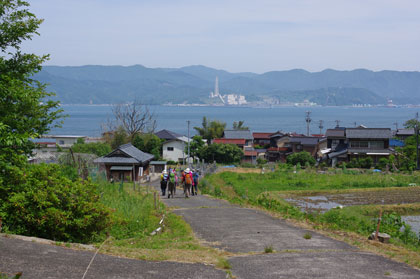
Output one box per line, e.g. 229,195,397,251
201,166,420,268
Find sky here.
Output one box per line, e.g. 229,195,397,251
21,0,420,73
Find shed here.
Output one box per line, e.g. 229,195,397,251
94,143,154,182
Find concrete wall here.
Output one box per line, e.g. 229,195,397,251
163,140,186,162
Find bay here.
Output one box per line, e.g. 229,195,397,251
49,105,420,137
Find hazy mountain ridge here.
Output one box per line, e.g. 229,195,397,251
35,65,420,105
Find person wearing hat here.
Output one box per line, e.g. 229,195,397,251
182,168,194,198
160,170,169,196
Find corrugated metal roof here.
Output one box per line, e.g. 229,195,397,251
223,130,253,140
110,166,133,171
346,128,391,139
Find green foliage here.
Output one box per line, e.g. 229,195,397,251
287,151,315,167
107,126,129,149
186,135,205,159
132,133,163,159
194,116,226,144
232,120,248,130
199,143,243,164
98,182,162,239
257,157,267,166
0,0,63,158
0,163,110,243
403,118,420,129
378,158,389,170
71,141,112,157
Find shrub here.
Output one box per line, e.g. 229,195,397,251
0,163,110,243
287,151,316,167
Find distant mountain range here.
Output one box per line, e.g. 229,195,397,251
34,65,420,105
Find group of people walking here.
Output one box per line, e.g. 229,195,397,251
160,167,199,198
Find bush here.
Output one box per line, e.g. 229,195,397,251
0,163,110,243
71,141,112,157
287,151,315,167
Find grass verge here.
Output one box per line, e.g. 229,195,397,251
97,181,229,265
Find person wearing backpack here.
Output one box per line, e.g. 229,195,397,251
192,169,199,196
182,168,193,198
167,170,176,198
160,170,169,196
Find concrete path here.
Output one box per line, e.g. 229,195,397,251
160,184,420,279
0,236,226,279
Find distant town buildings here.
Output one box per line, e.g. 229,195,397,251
209,76,247,105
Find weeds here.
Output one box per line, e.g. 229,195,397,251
303,233,312,240
264,245,274,253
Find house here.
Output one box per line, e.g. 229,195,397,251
253,132,273,147
394,128,415,141
162,136,191,163
289,136,325,157
346,128,392,164
47,135,87,148
155,129,192,163
94,143,154,182
325,127,392,166
223,130,253,146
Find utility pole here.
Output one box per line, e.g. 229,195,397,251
335,120,340,128
318,120,324,135
187,120,191,167
305,111,311,136
353,122,357,127
393,122,398,130
416,113,419,170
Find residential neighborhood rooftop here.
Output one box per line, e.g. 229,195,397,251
155,129,183,141
223,130,253,140
345,128,392,139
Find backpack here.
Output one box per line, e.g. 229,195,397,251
193,172,199,184
185,173,193,184
163,174,169,181
169,172,175,183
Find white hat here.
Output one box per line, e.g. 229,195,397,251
185,168,190,173
163,170,167,174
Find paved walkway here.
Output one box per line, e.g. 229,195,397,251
160,184,420,279
0,235,225,279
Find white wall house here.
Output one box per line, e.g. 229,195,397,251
162,136,192,163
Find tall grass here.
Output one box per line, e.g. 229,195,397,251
98,181,163,239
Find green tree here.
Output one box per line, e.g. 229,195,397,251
132,133,163,160
199,143,243,164
194,116,226,144
71,141,112,157
287,151,315,167
185,135,205,159
0,0,62,158
232,120,249,130
403,118,420,129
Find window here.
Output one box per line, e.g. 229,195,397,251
369,141,384,149
58,140,65,145
167,147,174,151
350,141,368,148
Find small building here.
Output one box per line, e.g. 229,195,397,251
253,132,273,147
46,135,87,148
394,128,415,141
223,130,253,146
155,129,192,163
94,143,154,182
150,161,167,173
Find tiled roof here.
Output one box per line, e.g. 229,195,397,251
253,132,273,139
395,129,415,136
155,129,183,140
223,130,253,140
94,143,154,164
346,128,391,139
289,137,320,145
213,138,245,145
325,129,345,138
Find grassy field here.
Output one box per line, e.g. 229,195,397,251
201,168,420,268
96,181,229,265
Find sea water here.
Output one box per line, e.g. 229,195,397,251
49,105,420,137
